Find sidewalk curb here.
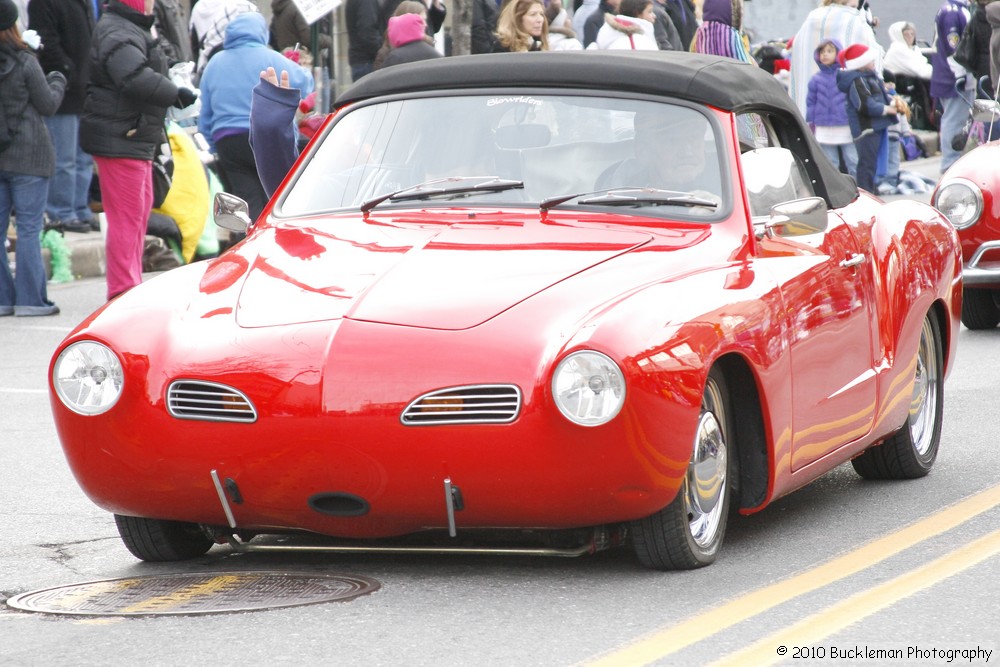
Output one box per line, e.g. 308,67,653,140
44,232,106,281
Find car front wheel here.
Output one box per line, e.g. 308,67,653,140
961,288,1000,330
631,367,733,570
852,313,943,479
114,514,214,562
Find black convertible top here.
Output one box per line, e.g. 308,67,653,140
336,51,858,208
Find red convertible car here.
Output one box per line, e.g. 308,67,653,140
933,130,1000,329
50,52,961,570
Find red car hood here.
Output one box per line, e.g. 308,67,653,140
234,217,656,330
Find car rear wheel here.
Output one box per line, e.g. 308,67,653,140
961,288,1000,330
852,313,943,479
631,367,732,570
114,514,214,562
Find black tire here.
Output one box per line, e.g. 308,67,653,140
852,313,943,480
631,367,734,570
961,288,1000,330
114,514,214,562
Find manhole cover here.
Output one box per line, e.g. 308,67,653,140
6,571,380,617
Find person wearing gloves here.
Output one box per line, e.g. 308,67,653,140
380,13,441,68
836,43,899,194
79,0,198,300
198,12,312,226
0,0,67,316
588,0,658,51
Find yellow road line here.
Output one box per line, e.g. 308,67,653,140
119,574,258,614
585,484,1000,667
710,528,1000,667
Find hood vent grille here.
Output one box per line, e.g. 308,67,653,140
401,385,521,425
167,380,258,423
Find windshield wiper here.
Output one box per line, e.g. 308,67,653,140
361,176,524,213
540,187,718,211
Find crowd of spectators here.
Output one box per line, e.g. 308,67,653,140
5,0,1000,315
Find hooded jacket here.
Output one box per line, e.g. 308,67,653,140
883,21,933,80
379,13,441,69
80,0,179,160
788,3,882,116
198,12,314,149
591,14,657,51
806,39,850,128
837,66,895,139
0,43,66,176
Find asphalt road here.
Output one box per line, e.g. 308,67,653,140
2,262,998,666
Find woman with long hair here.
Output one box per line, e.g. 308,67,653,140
0,0,67,316
494,0,549,52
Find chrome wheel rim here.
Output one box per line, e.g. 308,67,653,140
686,378,728,549
909,317,939,456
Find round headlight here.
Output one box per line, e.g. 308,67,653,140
52,341,124,415
933,178,983,229
552,350,625,426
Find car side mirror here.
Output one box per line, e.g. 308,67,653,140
762,197,828,238
214,192,252,233
971,99,1000,123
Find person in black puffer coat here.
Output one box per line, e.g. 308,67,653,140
79,0,197,300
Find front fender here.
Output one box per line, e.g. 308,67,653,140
870,199,961,382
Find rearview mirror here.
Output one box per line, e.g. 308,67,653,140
764,197,828,238
214,192,252,232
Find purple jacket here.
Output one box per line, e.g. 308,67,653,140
806,40,849,128
930,0,971,98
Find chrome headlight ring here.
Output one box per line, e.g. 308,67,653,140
933,177,983,230
52,341,124,416
552,350,626,426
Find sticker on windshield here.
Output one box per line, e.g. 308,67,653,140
487,96,543,108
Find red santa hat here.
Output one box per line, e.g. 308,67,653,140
838,43,875,71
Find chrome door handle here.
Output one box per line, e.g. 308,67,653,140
840,254,865,268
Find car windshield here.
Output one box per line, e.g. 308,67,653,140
278,94,727,218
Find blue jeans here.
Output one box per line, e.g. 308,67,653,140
820,142,858,179
882,134,901,188
0,171,52,309
939,90,975,173
44,114,94,223
854,132,882,193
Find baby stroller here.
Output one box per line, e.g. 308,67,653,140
950,75,1000,153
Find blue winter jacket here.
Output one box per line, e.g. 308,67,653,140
836,68,894,139
198,12,313,151
806,39,850,128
